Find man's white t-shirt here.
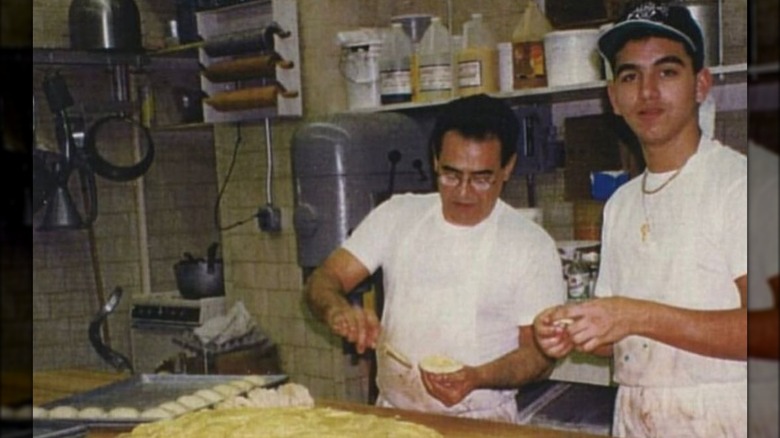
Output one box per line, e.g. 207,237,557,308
342,193,564,417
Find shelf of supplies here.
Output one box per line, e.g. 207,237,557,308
349,63,748,114
151,122,213,132
33,47,147,67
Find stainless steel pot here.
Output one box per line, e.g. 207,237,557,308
174,242,225,299
69,0,143,51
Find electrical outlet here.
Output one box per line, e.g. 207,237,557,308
257,204,282,233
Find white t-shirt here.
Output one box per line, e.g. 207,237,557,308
343,193,565,415
595,136,748,387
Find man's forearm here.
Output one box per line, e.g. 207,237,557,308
474,343,554,389
305,267,350,323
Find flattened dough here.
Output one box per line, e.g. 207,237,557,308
177,394,209,410
419,354,464,374
109,406,140,419
194,388,223,403
78,406,107,419
158,401,188,416
212,383,241,397
48,405,79,419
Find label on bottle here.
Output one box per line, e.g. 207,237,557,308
512,41,547,89
457,48,498,96
458,59,482,88
419,64,452,92
379,69,412,98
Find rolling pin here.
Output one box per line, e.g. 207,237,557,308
202,23,290,57
202,54,294,82
204,85,298,112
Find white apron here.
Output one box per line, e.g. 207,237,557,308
375,202,517,422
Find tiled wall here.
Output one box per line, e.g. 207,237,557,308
31,0,747,404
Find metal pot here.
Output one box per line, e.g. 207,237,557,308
174,242,225,299
69,0,143,51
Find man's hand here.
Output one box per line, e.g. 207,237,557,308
533,305,575,359
559,297,635,353
419,366,477,407
326,304,380,354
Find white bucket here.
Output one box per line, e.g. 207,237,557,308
340,41,382,109
544,29,602,87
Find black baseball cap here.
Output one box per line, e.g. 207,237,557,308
598,1,705,72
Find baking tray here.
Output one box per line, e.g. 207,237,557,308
36,373,287,427
32,420,86,438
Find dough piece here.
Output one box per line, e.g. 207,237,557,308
109,406,140,419
277,383,314,407
246,387,277,407
140,407,173,420
228,379,253,392
212,383,241,398
32,405,49,419
194,388,223,403
177,394,209,410
78,406,107,419
158,401,188,416
122,406,443,438
419,354,464,374
48,405,79,419
242,375,267,387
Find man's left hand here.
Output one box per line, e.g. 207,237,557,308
419,366,477,407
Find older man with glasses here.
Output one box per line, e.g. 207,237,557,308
305,93,565,422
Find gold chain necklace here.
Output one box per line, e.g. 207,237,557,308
641,166,684,195
640,165,685,242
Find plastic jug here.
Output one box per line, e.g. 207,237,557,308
417,17,453,103
511,1,552,89
457,13,498,96
379,23,414,104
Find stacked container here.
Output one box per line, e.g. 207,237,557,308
379,23,414,104
457,13,498,96
416,16,453,103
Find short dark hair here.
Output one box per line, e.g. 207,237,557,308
429,94,519,167
598,1,705,74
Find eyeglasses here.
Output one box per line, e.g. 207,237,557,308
437,170,498,192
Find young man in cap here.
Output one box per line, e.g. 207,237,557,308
533,1,747,436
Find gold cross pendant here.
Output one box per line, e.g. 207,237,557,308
641,222,650,242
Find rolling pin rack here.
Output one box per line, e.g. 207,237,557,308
196,0,302,123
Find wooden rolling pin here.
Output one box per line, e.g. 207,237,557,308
204,85,298,112
202,54,294,82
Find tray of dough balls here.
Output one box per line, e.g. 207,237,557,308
34,373,288,426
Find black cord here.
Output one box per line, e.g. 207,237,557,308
214,122,257,231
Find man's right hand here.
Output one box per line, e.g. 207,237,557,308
533,305,575,359
326,304,380,354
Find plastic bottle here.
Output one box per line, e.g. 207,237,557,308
416,16,453,103
457,13,498,96
379,23,414,104
511,1,552,89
